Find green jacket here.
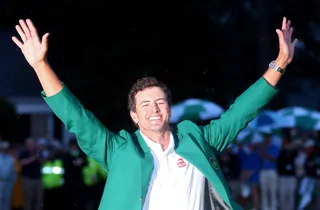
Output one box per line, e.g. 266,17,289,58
42,77,278,210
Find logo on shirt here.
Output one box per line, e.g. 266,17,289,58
177,158,187,168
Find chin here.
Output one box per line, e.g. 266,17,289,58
150,124,169,132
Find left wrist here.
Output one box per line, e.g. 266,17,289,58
275,56,290,70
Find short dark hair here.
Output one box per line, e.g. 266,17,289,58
128,77,172,112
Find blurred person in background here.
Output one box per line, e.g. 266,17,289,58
218,146,242,203
42,147,64,210
238,143,260,210
276,136,298,210
311,144,320,209
297,140,320,210
0,141,17,210
38,138,50,161
7,144,24,210
19,137,44,210
259,134,280,210
83,156,108,210
62,139,87,210
294,133,308,178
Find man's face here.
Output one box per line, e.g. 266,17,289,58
130,86,171,133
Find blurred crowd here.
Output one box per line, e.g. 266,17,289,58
0,135,107,210
218,129,320,210
1,128,320,210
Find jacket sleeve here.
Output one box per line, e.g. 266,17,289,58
201,77,278,151
42,85,126,170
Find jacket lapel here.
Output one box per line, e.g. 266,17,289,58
174,132,213,179
174,132,231,207
134,130,154,201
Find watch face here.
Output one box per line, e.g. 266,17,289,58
269,61,284,74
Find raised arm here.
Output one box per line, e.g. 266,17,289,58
12,19,62,96
202,17,298,151
12,19,125,169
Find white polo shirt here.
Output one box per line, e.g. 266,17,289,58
141,132,206,210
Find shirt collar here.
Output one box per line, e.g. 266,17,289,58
140,131,175,153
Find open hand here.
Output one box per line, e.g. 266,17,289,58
275,17,298,67
12,19,49,68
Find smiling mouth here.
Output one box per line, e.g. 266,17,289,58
149,116,161,121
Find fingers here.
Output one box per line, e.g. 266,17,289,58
19,19,32,40
14,19,34,43
281,17,291,31
286,20,291,30
288,27,293,42
13,18,41,48
290,39,298,56
279,17,295,42
15,25,26,42
276,29,286,49
281,17,287,30
26,19,39,37
12,36,23,49
41,33,50,50
289,27,293,35
276,29,284,40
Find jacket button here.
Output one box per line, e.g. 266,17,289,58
139,197,142,201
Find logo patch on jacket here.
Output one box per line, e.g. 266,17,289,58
177,158,187,168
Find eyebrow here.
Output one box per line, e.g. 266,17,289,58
139,98,167,105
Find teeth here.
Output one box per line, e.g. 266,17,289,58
149,117,161,120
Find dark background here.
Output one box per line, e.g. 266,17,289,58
1,0,320,133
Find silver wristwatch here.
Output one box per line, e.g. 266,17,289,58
269,60,285,74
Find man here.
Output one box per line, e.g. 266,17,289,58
298,140,320,210
259,134,280,210
19,138,44,210
239,143,260,210
277,137,298,210
11,17,297,210
62,139,87,210
0,141,16,210
218,146,241,203
41,146,64,210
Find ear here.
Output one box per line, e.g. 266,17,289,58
130,110,139,124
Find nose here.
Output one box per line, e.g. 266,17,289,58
150,102,160,113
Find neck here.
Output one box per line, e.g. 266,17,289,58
140,129,171,150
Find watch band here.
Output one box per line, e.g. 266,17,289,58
269,60,285,74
